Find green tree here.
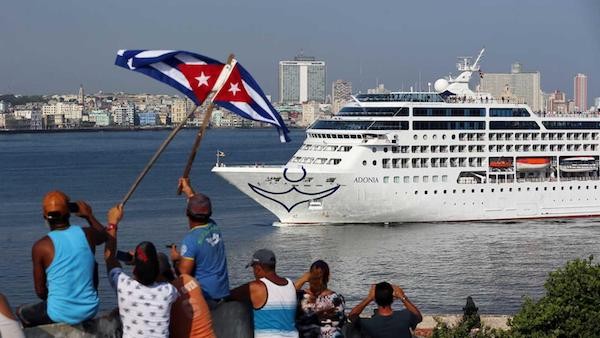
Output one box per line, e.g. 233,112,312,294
510,256,600,338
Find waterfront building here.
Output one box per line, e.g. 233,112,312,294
138,111,158,126
279,55,326,104
595,97,600,110
332,80,353,114
112,103,135,126
0,100,7,113
88,110,112,127
171,98,193,124
547,90,569,114
13,108,42,130
301,101,321,127
574,73,588,112
41,102,83,127
480,62,542,112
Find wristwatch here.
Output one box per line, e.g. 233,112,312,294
399,296,407,301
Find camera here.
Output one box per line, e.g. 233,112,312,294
68,202,79,213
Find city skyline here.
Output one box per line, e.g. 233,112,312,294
1,1,599,103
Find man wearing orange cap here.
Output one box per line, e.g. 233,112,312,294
170,178,230,307
16,191,107,327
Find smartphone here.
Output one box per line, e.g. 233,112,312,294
68,202,79,213
116,250,133,262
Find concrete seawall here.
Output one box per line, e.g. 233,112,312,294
19,302,510,338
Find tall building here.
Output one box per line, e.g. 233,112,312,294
331,80,352,113
547,90,569,114
279,55,326,104
301,101,321,127
479,62,542,112
574,73,588,112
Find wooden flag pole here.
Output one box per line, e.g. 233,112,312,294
120,104,198,206
177,54,236,195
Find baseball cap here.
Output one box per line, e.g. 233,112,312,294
246,249,276,268
186,193,212,218
43,191,70,220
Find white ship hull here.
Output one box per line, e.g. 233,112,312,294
212,165,600,224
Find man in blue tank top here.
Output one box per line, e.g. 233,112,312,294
230,249,298,338
170,178,230,306
16,191,107,327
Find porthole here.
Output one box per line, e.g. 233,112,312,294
414,191,418,195
442,135,447,140
491,189,495,192
569,186,573,190
462,189,466,193
452,189,456,193
413,135,418,140
372,147,377,153
362,160,367,166
372,160,377,166
433,135,438,140
443,190,447,194
552,187,556,191
578,186,581,190
423,135,428,140
424,191,428,195
434,190,437,194
480,189,484,193
471,189,475,193
383,147,388,153
451,135,456,140
500,188,504,192
535,187,539,191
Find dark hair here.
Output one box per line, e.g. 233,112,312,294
310,260,330,287
185,210,211,224
375,282,394,307
133,241,159,286
46,212,69,226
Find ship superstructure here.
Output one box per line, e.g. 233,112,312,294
213,50,600,224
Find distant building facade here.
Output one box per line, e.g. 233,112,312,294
367,84,390,94
301,101,321,127
279,55,326,103
112,103,135,126
480,62,542,112
88,110,112,127
594,97,600,110
574,73,588,112
331,79,352,113
547,90,569,114
138,111,158,126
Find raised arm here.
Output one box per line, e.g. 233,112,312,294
393,285,422,322
294,271,311,290
104,204,124,273
178,178,196,198
76,201,107,246
348,284,375,322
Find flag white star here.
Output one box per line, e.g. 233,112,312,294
195,72,210,87
228,82,241,96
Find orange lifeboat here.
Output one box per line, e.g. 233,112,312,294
516,157,551,171
489,159,513,169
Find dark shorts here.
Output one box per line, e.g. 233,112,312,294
16,301,54,327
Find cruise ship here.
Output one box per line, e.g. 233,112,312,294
213,50,600,224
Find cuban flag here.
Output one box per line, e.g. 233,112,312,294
115,50,290,142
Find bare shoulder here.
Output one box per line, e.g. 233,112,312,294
32,236,52,254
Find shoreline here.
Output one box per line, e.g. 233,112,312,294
0,126,304,135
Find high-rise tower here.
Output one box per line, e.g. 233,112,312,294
574,73,588,112
279,55,326,103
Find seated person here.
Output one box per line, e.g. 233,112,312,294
104,205,178,338
230,249,298,338
294,260,345,338
155,253,216,338
348,282,422,338
17,191,106,327
0,293,25,338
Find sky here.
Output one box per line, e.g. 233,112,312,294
1,0,599,105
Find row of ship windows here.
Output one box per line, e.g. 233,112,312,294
307,132,600,141
301,145,353,152
489,144,598,152
290,157,342,165
384,175,449,184
413,184,600,195
383,144,599,154
375,157,486,169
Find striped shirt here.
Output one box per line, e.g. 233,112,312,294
253,278,298,338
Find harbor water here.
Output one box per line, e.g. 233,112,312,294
1,129,599,314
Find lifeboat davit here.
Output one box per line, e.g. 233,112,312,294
489,159,513,169
516,157,551,171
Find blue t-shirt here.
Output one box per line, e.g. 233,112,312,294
180,220,230,300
